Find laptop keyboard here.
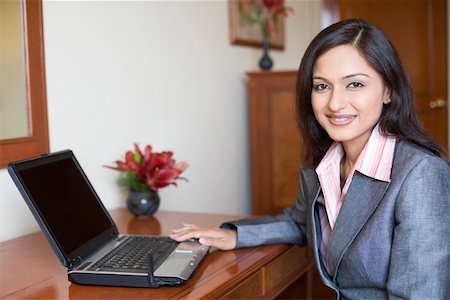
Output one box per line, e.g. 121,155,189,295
89,236,178,273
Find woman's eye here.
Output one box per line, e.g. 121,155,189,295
313,83,329,91
347,82,365,88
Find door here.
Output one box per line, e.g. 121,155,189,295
323,0,448,150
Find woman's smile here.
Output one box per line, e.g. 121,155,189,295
326,114,357,126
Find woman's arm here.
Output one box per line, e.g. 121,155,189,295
169,199,307,250
170,168,313,250
387,156,450,299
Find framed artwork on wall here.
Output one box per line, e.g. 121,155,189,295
228,0,285,50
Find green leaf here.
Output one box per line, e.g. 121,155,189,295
117,172,149,192
133,151,142,164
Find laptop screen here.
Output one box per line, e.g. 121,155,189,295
13,152,114,257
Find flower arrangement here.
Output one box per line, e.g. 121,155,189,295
104,143,188,193
240,0,293,43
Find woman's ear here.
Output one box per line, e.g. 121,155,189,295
383,89,391,105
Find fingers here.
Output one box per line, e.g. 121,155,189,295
169,224,237,250
169,224,205,241
171,223,199,234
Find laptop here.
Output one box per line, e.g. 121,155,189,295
8,150,209,288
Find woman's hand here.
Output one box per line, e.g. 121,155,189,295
169,223,237,250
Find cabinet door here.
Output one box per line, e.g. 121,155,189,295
248,71,302,215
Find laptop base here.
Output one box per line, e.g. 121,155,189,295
68,272,184,288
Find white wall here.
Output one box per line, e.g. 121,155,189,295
0,0,322,242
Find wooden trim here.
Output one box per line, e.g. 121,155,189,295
0,0,49,168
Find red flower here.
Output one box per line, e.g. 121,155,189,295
241,0,293,41
262,0,283,9
105,143,188,192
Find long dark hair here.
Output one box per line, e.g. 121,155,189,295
296,19,446,167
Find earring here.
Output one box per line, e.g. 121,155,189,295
384,98,391,105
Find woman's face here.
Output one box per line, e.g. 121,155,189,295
311,45,389,154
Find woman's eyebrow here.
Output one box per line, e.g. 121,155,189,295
343,73,371,79
312,73,371,81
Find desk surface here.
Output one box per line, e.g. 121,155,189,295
0,208,312,299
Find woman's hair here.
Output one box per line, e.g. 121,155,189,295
296,19,446,167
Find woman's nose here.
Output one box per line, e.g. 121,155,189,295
327,88,347,112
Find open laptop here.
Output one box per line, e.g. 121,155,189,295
8,150,209,288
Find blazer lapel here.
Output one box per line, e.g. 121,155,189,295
301,169,337,286
302,168,322,241
326,171,390,278
300,168,322,253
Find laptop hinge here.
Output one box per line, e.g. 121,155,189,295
70,256,83,269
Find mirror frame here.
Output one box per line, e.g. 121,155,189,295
0,0,49,168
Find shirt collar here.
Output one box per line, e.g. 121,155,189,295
316,123,396,183
353,123,396,182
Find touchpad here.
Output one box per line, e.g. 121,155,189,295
172,250,193,259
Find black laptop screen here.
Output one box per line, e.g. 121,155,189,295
16,155,113,256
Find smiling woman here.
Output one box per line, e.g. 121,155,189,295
170,19,450,299
0,0,49,168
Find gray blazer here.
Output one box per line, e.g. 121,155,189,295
224,140,450,299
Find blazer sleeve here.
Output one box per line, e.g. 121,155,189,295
221,169,313,248
387,156,450,299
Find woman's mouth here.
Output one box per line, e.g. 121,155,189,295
326,114,356,126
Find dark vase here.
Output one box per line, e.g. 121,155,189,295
126,190,160,217
259,39,273,71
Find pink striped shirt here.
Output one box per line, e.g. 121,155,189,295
316,124,397,230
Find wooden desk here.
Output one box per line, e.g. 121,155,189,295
0,208,314,299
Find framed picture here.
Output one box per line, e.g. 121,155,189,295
228,0,285,50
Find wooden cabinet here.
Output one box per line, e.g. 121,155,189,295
247,71,302,215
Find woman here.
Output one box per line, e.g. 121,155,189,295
170,19,450,299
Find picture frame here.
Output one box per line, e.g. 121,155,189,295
228,0,285,50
